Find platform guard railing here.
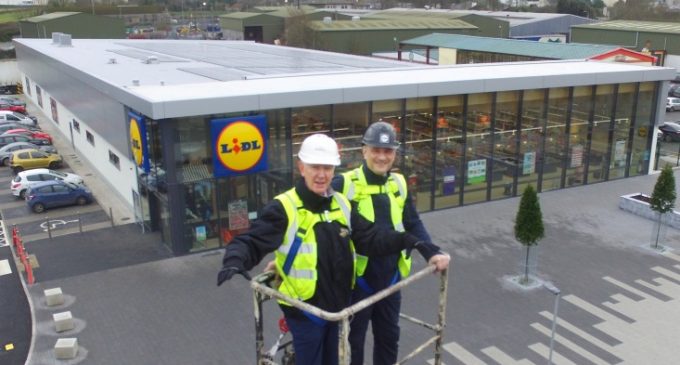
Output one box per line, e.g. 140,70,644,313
251,264,449,365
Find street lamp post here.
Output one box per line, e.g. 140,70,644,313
544,282,561,365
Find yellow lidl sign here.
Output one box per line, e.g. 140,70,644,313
128,113,149,172
212,115,267,177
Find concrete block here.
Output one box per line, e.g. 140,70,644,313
54,338,78,360
53,311,74,332
44,287,64,307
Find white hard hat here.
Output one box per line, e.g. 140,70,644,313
298,134,341,166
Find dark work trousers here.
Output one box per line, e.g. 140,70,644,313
285,314,339,365
349,288,401,365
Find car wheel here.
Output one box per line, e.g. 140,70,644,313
76,196,88,205
13,166,23,174
19,190,26,199
1,157,8,166
32,203,45,213
48,161,60,169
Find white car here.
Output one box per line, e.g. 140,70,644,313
666,97,680,112
11,168,84,199
0,111,37,127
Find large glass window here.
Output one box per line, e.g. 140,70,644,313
518,89,546,194
609,83,636,180
404,97,435,212
544,88,569,191
333,102,370,173
590,84,615,183
434,95,464,209
567,86,593,187
291,105,331,168
491,91,520,200
631,82,656,175
463,93,493,204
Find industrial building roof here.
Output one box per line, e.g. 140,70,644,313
307,19,477,31
14,39,674,120
401,33,620,59
22,12,80,23
572,20,680,35
367,8,584,27
218,12,269,20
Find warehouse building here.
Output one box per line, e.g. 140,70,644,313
13,38,674,255
19,12,125,39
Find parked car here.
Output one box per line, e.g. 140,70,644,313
11,168,83,198
0,123,41,134
0,111,37,127
0,142,56,166
0,134,49,148
9,148,62,173
0,97,26,108
666,97,680,112
669,84,680,98
0,102,26,115
25,180,93,213
658,122,680,142
2,129,52,144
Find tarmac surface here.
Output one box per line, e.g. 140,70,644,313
1,94,680,364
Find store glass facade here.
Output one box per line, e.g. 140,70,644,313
134,81,660,254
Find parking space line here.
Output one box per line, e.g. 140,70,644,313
531,322,610,365
442,341,487,365
19,220,114,242
528,343,578,365
4,204,102,226
0,259,11,276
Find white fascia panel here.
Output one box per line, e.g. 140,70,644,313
341,84,421,103
259,88,345,110
414,79,483,97
594,71,642,85
161,95,260,118
482,76,547,93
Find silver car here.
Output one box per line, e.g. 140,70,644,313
0,141,57,166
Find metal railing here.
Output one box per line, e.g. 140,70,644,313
251,264,449,365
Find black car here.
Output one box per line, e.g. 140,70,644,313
658,122,680,142
0,134,50,148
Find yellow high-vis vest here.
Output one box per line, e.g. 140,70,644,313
341,167,412,279
274,188,354,305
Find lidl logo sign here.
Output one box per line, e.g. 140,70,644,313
129,112,149,172
212,115,267,177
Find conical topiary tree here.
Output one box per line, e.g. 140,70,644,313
650,164,677,249
515,185,545,285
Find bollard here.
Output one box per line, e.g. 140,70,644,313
77,211,82,233
46,216,52,239
109,207,114,228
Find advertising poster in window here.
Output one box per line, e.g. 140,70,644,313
228,199,250,230
570,144,584,168
615,139,626,166
50,97,58,123
211,115,268,178
442,166,456,195
195,226,207,241
467,159,486,184
523,151,536,175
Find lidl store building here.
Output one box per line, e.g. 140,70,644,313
14,38,674,255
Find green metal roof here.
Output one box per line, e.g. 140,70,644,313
219,12,270,20
402,33,619,59
308,19,476,32
572,20,680,35
364,9,468,20
23,12,81,23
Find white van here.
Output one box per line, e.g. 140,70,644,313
0,111,37,127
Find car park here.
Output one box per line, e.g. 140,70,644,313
0,134,49,148
11,168,83,198
25,180,93,213
0,111,37,127
9,148,62,173
666,97,680,112
658,122,680,142
0,142,56,166
2,128,52,144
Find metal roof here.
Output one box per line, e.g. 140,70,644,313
401,33,620,59
307,19,476,31
218,12,270,20
22,12,81,23
365,8,583,27
13,39,674,120
572,20,680,35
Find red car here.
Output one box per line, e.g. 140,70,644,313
2,129,52,144
0,103,27,115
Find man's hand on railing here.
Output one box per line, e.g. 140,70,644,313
217,257,252,286
428,253,450,273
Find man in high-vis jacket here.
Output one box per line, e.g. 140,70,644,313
332,122,450,365
217,133,441,365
